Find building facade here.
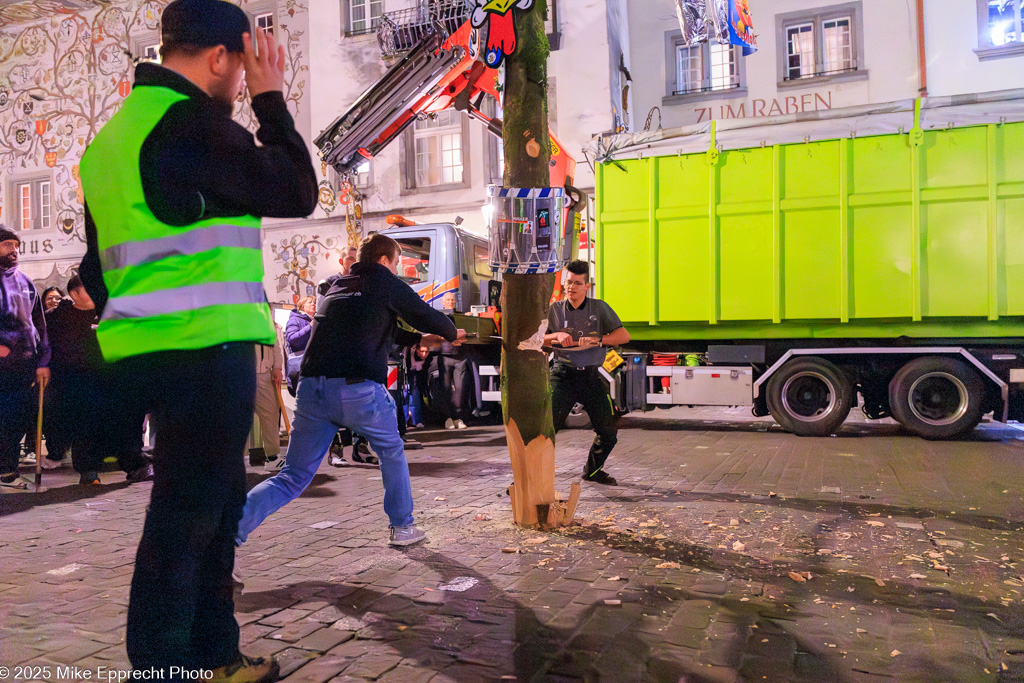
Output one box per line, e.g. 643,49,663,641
0,0,311,293
625,0,1024,133
2,0,1022,306
272,0,620,305
0,0,620,307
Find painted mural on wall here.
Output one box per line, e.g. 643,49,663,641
0,1,167,263
266,227,352,306
0,0,309,286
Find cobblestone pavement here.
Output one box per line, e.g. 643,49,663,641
3,408,1024,682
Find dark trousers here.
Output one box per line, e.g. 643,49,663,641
0,369,35,476
427,355,470,422
550,363,619,476
58,370,147,476
119,343,256,674
43,382,70,462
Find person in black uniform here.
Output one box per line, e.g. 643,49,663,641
544,260,630,485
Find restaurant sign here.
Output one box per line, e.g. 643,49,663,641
695,90,832,123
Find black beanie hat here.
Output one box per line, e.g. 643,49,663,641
161,0,251,53
0,226,19,245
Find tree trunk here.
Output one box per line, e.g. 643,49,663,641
500,0,567,528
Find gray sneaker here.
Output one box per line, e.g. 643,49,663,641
388,525,426,547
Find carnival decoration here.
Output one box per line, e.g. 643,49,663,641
675,0,757,55
487,186,576,274
317,179,336,215
469,0,535,69
45,151,57,168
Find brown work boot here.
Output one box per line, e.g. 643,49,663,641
205,654,279,683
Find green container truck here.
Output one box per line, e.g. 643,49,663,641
591,90,1024,439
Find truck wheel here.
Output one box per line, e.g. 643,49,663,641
888,357,985,440
766,357,853,436
565,403,593,430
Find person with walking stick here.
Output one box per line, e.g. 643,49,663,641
0,227,50,491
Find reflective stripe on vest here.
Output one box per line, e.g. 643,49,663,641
102,281,267,322
100,223,262,272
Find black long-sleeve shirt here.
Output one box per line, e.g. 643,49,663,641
301,262,458,385
45,299,103,374
80,63,318,313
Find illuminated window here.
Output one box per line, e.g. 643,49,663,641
672,43,738,95
982,0,1023,47
780,7,861,81
676,45,702,94
786,23,814,79
413,110,463,187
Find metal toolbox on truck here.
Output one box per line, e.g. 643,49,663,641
647,366,752,406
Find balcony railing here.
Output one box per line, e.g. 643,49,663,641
783,65,859,82
672,82,742,97
377,0,469,60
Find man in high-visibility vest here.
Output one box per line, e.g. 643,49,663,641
77,1,316,680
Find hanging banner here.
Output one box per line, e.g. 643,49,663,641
727,0,757,55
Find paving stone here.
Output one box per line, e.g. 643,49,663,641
293,627,355,653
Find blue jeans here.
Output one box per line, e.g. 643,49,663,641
409,386,424,426
237,377,412,544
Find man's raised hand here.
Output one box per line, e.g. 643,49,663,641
242,30,286,98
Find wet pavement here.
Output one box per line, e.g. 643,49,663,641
2,407,1024,682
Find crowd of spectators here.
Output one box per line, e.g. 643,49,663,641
4,233,489,494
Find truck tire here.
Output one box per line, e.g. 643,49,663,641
565,403,593,430
766,357,853,437
888,357,985,440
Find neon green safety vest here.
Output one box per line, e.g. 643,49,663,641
79,86,275,362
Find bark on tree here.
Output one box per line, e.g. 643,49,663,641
500,0,567,528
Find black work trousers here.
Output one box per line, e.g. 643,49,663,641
550,362,618,476
119,343,256,675
57,369,148,476
0,368,35,477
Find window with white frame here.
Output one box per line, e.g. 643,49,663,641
709,44,738,89
785,23,814,80
413,110,464,187
349,0,383,35
980,0,1023,48
673,42,739,95
13,178,52,232
484,95,505,184
780,6,861,81
256,12,275,35
352,159,372,189
133,33,161,64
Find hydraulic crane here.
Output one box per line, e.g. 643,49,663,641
313,9,576,191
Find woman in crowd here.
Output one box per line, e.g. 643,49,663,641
42,287,64,312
